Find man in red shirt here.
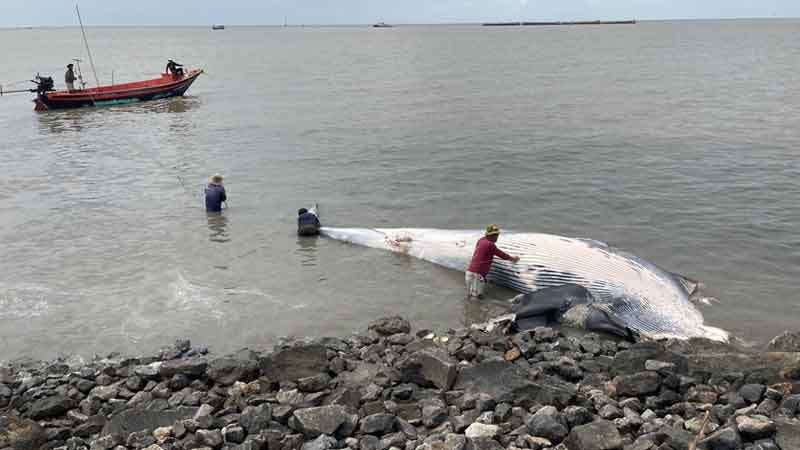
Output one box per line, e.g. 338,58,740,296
466,224,520,298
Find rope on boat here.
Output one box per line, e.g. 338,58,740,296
75,4,101,94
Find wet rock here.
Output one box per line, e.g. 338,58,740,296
90,434,123,450
360,413,396,435
207,353,260,386
563,420,623,450
292,405,350,437
614,372,661,397
222,424,245,444
525,406,567,443
599,404,623,420
702,426,742,450
75,415,107,438
766,331,800,352
396,348,458,391
260,344,329,382
27,394,76,419
465,437,503,450
369,316,412,336
158,358,207,378
455,361,575,408
656,426,692,450
0,415,47,450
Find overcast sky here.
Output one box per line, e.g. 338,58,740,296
1,0,799,27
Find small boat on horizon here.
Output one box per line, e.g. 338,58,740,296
373,22,393,28
212,25,225,30
31,69,204,111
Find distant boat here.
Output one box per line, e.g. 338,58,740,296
373,22,393,28
212,25,225,30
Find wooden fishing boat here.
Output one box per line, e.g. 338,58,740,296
33,69,203,111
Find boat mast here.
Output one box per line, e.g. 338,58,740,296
75,3,100,89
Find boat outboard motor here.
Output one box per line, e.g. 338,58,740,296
32,74,55,94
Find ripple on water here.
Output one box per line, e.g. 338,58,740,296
0,284,50,320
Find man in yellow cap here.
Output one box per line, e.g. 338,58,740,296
465,224,520,298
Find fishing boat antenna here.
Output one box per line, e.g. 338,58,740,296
75,3,100,89
72,58,87,89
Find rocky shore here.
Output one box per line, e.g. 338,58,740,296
3,317,800,450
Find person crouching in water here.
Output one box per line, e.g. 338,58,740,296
465,224,520,299
297,208,321,236
205,174,226,213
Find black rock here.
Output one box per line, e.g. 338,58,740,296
656,425,692,450
260,344,329,382
196,429,224,448
360,413,396,435
465,437,503,450
207,353,260,386
126,429,156,448
421,398,448,428
614,372,662,397
222,424,246,444
27,394,76,420
0,415,47,450
158,358,208,379
298,373,332,393
525,406,567,443
240,404,273,434
369,316,412,336
611,343,688,376
563,406,593,428
396,348,458,391
74,414,107,438
301,434,337,450
454,361,575,408
739,384,766,404
291,405,351,438
563,419,623,450
703,426,742,450
101,407,198,437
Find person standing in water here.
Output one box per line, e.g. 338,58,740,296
465,224,520,299
205,174,226,213
297,207,321,236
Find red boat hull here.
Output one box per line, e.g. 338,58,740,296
34,69,203,111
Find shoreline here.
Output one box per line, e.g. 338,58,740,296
2,318,800,450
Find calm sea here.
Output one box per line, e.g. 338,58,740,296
1,20,798,360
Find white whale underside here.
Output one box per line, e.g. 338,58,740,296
321,227,728,342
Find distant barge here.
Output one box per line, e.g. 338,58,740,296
483,20,636,26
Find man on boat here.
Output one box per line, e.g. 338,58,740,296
205,174,227,213
465,224,520,299
297,208,321,236
65,64,76,91
165,59,184,77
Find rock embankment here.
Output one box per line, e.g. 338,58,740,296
2,317,800,450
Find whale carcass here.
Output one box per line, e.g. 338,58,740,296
320,227,728,342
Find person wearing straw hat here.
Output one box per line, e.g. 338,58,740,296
465,224,520,299
204,174,227,213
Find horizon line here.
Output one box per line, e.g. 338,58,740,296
1,16,799,29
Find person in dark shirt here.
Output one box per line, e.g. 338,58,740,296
65,64,76,91
297,207,321,236
165,59,184,77
205,174,226,213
